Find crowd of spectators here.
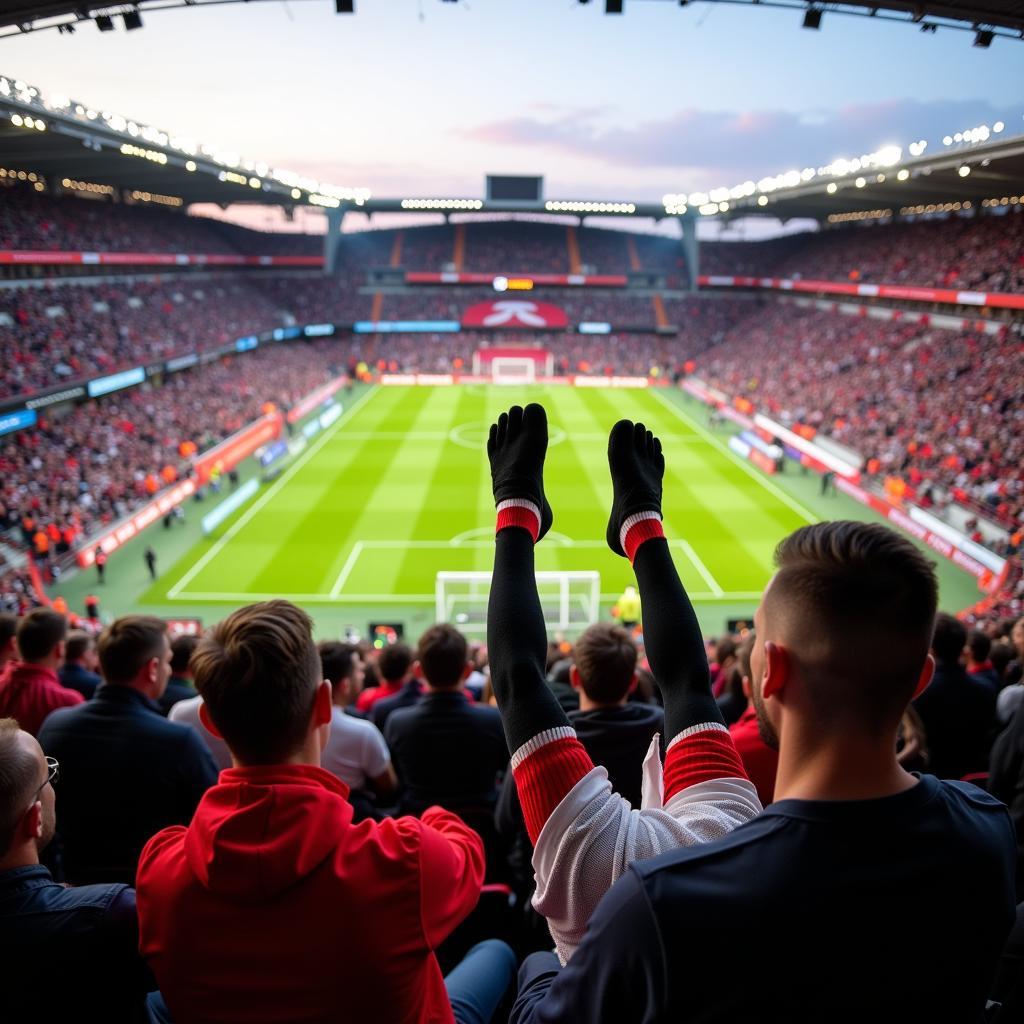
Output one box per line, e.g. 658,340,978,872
704,209,1024,293
0,339,346,565
695,304,1024,537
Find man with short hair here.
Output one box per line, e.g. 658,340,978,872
157,634,198,716
370,641,425,731
59,630,102,699
38,616,217,883
386,624,507,816
914,612,996,780
968,629,1001,695
318,640,397,808
504,419,1014,1024
355,640,414,715
0,718,155,1021
136,600,514,1024
0,608,82,736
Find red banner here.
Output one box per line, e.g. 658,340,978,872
462,299,568,329
192,413,283,484
0,251,323,268
407,272,628,287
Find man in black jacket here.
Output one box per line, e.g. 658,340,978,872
385,624,506,817
0,718,154,1021
914,612,996,780
38,616,217,884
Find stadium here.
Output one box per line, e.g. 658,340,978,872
1,2,1023,1021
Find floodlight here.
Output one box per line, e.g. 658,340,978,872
95,14,113,30
973,29,993,47
122,9,143,30
803,7,822,29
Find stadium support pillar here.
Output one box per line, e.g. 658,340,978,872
679,213,699,292
324,205,346,274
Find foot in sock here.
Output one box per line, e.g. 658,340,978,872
606,419,665,559
487,403,554,542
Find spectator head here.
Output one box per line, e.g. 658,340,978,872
967,629,992,667
416,625,470,691
0,614,18,666
16,609,67,669
98,616,172,701
0,719,56,869
991,642,1016,684
715,637,738,673
931,613,968,669
170,634,200,679
192,601,330,766
63,630,97,671
377,642,414,686
1013,617,1024,659
318,641,365,706
752,521,938,750
570,623,638,707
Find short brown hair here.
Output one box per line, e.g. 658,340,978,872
0,613,17,648
318,641,358,689
16,608,67,663
766,521,938,729
192,601,320,765
377,642,413,684
98,616,168,686
417,625,467,689
573,623,637,705
63,630,95,664
0,719,37,856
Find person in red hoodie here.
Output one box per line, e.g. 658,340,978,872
0,607,82,737
136,599,515,1024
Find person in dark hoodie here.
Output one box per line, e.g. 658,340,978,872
135,600,514,1024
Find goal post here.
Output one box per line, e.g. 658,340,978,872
472,346,553,384
435,570,600,633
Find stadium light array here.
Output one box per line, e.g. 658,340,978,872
0,74,372,208
544,201,636,214
400,199,484,210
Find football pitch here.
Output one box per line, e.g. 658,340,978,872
58,382,977,638
143,384,814,626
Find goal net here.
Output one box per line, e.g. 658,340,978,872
473,347,553,384
435,570,600,634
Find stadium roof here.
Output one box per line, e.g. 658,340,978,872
1,0,1023,41
2,72,1023,225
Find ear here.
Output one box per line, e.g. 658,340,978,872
313,680,332,727
569,665,582,691
626,672,638,696
912,654,935,700
761,641,790,701
741,674,752,699
412,661,424,681
339,678,352,703
199,701,224,739
25,800,43,842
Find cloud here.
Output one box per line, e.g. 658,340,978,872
462,98,1022,186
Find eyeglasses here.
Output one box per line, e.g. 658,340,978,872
30,756,59,805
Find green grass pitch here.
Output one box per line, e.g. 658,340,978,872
139,384,817,630
54,382,979,638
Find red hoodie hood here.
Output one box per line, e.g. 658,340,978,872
184,764,353,902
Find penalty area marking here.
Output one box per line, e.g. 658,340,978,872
173,535,743,604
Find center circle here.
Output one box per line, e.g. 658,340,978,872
448,422,566,451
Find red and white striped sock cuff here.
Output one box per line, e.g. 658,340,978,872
620,511,664,563
496,498,542,544
511,727,595,845
663,721,749,801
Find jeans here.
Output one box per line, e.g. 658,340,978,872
445,939,518,1024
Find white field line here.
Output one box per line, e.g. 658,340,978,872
649,388,818,524
328,541,365,598
166,386,381,599
172,590,764,604
678,539,725,597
